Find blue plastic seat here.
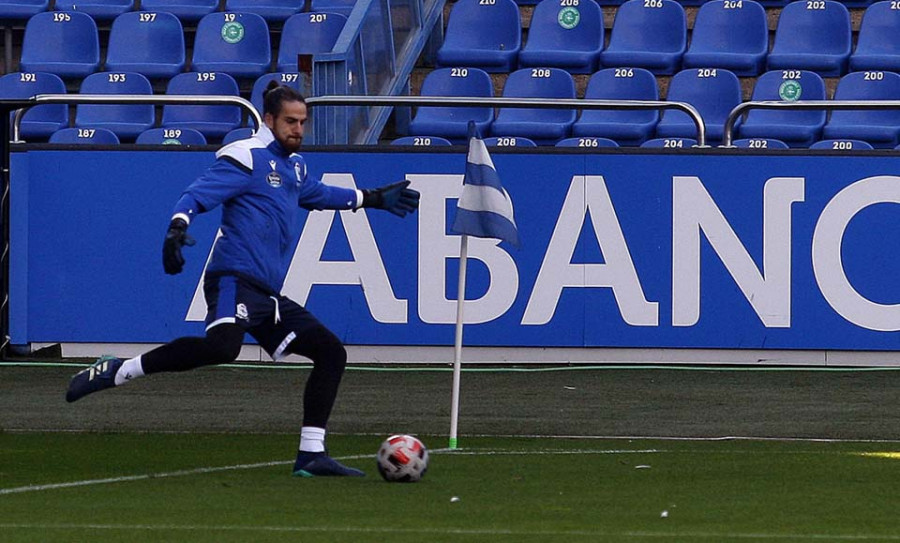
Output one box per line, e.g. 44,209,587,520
731,138,790,149
136,127,208,145
682,0,768,76
656,68,742,144
738,70,826,147
225,0,303,22
0,72,67,140
518,0,604,74
490,68,576,144
600,0,686,75
391,136,453,146
436,0,521,73
0,0,49,18
572,67,659,146
556,136,619,148
311,0,356,16
276,12,347,72
192,12,271,79
849,2,900,72
822,71,900,148
19,11,99,78
53,0,134,20
640,137,697,148
161,72,242,140
408,67,493,143
222,127,255,144
767,0,851,77
139,0,217,22
483,136,537,147
810,139,875,150
250,72,305,114
75,72,154,140
50,127,120,144
105,12,185,79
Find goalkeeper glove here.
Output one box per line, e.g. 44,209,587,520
360,180,421,217
162,217,195,275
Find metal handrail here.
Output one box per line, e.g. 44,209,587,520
12,94,263,143
305,95,708,147
723,100,900,147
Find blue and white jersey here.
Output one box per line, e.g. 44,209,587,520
172,125,362,293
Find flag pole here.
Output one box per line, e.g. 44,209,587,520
449,233,469,450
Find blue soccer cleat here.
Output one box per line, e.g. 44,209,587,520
65,356,123,403
292,452,366,477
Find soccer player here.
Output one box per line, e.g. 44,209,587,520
65,83,420,477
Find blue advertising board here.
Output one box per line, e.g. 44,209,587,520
9,148,900,350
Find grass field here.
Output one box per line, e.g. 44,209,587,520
3,363,900,541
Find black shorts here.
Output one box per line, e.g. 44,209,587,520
203,274,333,361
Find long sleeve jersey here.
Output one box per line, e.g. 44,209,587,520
172,125,362,294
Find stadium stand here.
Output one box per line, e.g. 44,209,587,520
192,12,271,79
0,0,49,18
222,127,255,144
517,0,604,74
19,11,100,79
105,11,186,79
435,0,521,73
391,135,453,145
250,72,305,113
655,68,742,144
738,69,827,148
732,138,790,149
0,71,68,140
49,127,120,144
224,0,303,22
767,0,852,77
489,67,577,144
407,67,493,143
483,136,537,147
52,0,135,20
160,72,242,140
821,70,900,148
136,127,208,144
849,1,900,72
640,137,698,148
139,0,218,22
556,137,620,148
276,12,347,73
810,138,875,149
682,0,768,77
74,72,155,141
599,0,686,75
571,67,659,146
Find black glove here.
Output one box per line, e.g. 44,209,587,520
162,218,195,275
361,180,421,217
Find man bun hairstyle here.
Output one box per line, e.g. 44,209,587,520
262,81,305,117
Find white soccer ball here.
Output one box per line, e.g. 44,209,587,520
376,434,429,482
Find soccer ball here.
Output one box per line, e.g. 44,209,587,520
376,434,429,482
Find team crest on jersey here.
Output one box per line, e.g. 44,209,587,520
236,303,249,321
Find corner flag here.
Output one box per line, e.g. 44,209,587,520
451,122,520,247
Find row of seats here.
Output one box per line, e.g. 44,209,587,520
392,135,887,150
407,66,900,148
16,10,345,79
437,0,900,77
0,0,355,21
48,125,253,144
4,70,304,140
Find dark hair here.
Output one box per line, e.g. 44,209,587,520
262,81,305,116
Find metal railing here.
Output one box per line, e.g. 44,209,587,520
305,95,709,147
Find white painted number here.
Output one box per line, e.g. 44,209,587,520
197,72,217,82
806,0,825,9
413,137,431,146
479,0,496,4
163,129,182,138
139,12,157,22
77,129,95,138
643,0,663,7
19,73,36,82
723,0,743,7
559,0,579,5
864,71,884,81
578,138,599,147
782,70,802,80
224,13,236,22
892,0,900,9
309,13,327,22
663,139,684,148
697,69,718,78
496,137,517,146
53,12,71,22
747,139,768,149
280,73,299,82
531,68,551,78
450,67,469,77
832,141,853,150
614,68,634,78
107,73,127,83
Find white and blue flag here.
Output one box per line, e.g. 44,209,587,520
451,122,520,247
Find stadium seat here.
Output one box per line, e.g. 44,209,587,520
738,70,826,148
600,0,686,75
0,0,49,18
682,0,768,77
161,72,243,140
767,0,851,77
276,12,347,73
105,11,186,79
731,138,790,149
849,2,900,73
407,67,494,143
571,67,659,146
435,0,521,73
138,0,218,22
640,137,698,148
655,68,742,144
75,72,155,141
136,127,208,145
225,0,303,22
490,67,576,144
517,0,604,74
821,71,900,148
555,137,619,148
0,71,67,140
250,72,305,114
311,0,356,16
810,139,875,150
192,12,271,79
390,136,453,146
483,136,537,147
19,11,99,79
52,0,135,20
222,127,255,144
49,127,120,144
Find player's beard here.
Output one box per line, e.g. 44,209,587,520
281,136,303,153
